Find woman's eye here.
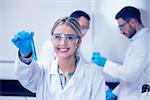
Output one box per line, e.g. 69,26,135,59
55,35,61,39
68,36,74,40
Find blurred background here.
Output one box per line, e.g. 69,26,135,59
0,0,149,99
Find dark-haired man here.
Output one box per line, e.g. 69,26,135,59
92,6,150,100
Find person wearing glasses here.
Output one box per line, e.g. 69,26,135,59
91,6,150,100
11,17,105,100
38,10,90,65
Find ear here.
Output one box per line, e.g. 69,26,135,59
76,39,82,47
129,18,137,27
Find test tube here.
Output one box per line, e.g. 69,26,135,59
31,32,37,60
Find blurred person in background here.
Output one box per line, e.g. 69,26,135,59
92,6,150,100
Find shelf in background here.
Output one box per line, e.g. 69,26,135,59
0,80,36,97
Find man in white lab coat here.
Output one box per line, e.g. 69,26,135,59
92,6,150,100
12,17,106,100
38,10,90,65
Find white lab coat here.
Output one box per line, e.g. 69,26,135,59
103,28,150,100
15,56,106,100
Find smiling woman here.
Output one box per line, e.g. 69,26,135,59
50,17,82,61
11,17,106,100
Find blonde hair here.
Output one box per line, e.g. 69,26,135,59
51,17,81,38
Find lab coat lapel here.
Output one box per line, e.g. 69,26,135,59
49,58,63,92
62,57,85,93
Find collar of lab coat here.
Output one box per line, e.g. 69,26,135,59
48,56,85,92
130,27,148,41
49,56,85,79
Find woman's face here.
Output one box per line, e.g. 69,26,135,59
51,24,81,59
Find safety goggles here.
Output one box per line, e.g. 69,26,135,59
118,19,131,30
51,33,80,42
80,25,89,36
80,25,89,30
